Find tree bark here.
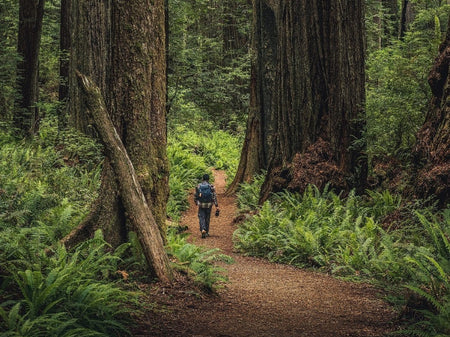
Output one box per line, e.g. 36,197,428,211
67,0,124,248
68,0,111,135
76,72,172,283
231,0,367,200
111,0,169,237
65,0,170,268
412,16,450,205
226,1,265,194
14,0,45,136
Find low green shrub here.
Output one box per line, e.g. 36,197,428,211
167,143,210,220
0,230,139,336
234,182,450,336
169,125,241,178
235,171,265,213
165,228,233,291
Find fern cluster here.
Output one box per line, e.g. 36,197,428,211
169,125,241,177
0,125,141,336
235,183,450,336
234,186,408,280
165,228,233,292
0,231,139,336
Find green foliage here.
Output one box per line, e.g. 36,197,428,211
167,126,241,220
167,0,251,132
400,211,450,337
0,124,101,242
365,2,449,161
235,180,450,335
0,122,142,336
235,171,266,213
0,231,139,336
170,126,241,173
0,0,19,118
165,228,233,291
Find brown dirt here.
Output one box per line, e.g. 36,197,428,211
135,170,399,336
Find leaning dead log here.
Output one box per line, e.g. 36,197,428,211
76,71,173,283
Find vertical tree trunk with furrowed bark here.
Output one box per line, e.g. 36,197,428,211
77,72,172,282
14,0,45,136
64,0,171,280
229,0,367,200
111,0,169,237
399,0,415,39
68,0,111,136
226,0,268,194
66,0,124,248
412,16,450,205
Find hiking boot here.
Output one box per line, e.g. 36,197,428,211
201,229,206,238
206,232,210,237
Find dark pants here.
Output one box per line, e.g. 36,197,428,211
198,206,212,233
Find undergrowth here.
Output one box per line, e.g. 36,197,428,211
165,228,233,292
167,125,241,220
0,114,240,335
234,182,449,336
0,230,139,337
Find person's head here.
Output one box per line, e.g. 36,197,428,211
202,174,210,181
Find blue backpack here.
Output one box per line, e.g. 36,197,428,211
198,182,213,203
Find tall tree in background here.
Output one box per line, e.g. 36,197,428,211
382,0,399,42
399,0,415,39
64,0,171,281
58,0,70,129
412,15,450,205
167,0,250,130
229,0,367,200
14,0,45,136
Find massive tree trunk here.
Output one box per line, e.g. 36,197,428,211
64,0,170,279
412,17,450,206
14,0,45,136
68,0,110,135
76,72,172,282
110,0,169,237
229,0,367,200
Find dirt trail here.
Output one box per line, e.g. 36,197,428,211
138,170,397,337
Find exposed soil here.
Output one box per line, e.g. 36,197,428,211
134,171,399,336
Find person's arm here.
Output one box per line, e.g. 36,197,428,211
211,185,219,208
194,185,200,205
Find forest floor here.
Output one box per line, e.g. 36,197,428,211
134,170,400,337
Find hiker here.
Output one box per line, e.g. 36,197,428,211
194,174,219,238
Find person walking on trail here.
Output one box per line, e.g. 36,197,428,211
194,174,219,238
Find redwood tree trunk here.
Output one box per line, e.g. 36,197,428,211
14,0,45,136
230,0,367,200
65,0,170,279
412,17,450,205
77,72,172,282
111,0,169,236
